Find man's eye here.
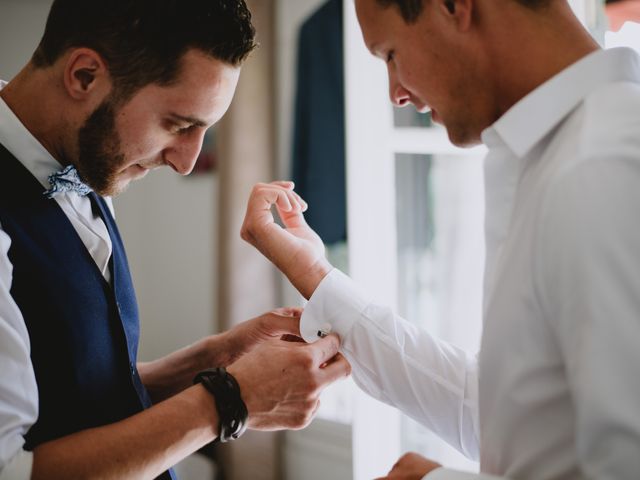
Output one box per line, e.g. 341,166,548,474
386,50,395,63
173,124,195,135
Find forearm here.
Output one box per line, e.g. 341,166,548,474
138,334,232,402
31,385,217,480
287,257,332,300
346,308,479,459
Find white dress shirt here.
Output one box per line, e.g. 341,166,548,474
0,82,114,479
301,47,640,479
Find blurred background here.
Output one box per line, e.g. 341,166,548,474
1,0,638,479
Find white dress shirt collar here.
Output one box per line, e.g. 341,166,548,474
482,47,640,159
0,83,65,192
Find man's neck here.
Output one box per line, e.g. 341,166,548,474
487,1,601,119
0,64,72,167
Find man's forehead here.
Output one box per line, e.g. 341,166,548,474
355,0,402,54
355,0,383,26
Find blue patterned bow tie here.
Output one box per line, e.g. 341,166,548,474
44,165,93,199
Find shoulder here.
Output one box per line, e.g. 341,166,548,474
534,143,640,283
539,80,640,222
578,81,640,160
534,80,640,261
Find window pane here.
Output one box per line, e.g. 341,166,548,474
394,105,433,128
395,153,485,470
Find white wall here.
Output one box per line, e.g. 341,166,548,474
113,169,218,363
0,0,50,80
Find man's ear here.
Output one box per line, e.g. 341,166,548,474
63,48,110,100
439,0,474,31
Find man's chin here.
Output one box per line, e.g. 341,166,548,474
99,165,149,196
92,177,130,198
442,118,483,148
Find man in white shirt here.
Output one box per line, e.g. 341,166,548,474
0,1,349,479
241,0,640,478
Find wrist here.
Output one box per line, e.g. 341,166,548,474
190,383,221,437
291,258,333,300
200,332,237,368
194,367,248,442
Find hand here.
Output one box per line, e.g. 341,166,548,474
228,334,351,430
375,453,442,480
137,309,305,402
219,307,304,365
241,181,333,299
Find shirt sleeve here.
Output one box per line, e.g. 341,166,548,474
424,467,506,479
301,269,480,460
0,225,38,479
535,155,640,480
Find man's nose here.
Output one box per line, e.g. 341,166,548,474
389,76,411,108
164,133,205,175
387,69,411,107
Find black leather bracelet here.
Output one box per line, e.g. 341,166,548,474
193,367,248,443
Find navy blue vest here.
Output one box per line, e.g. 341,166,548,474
0,143,173,479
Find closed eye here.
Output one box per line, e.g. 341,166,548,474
176,124,197,135
167,121,197,135
166,112,208,135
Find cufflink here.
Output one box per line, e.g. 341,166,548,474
317,323,332,338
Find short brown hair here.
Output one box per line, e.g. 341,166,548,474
32,0,257,100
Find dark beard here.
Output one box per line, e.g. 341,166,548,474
76,97,126,197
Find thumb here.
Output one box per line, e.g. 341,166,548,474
273,307,303,318
309,333,340,366
263,312,302,337
275,201,309,229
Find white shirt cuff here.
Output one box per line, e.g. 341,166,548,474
300,268,372,344
0,449,33,480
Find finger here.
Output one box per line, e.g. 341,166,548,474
275,198,310,229
322,352,346,366
271,180,295,190
308,333,340,366
264,313,301,337
275,189,294,212
272,306,303,318
268,182,306,213
280,334,305,343
284,189,303,213
292,191,309,212
275,202,303,224
246,185,292,217
318,353,351,384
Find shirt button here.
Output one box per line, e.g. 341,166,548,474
130,362,136,375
